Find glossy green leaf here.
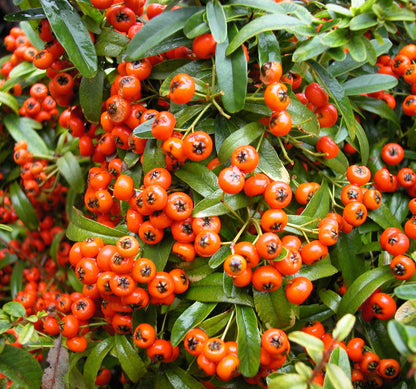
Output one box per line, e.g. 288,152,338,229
4,7,45,21
95,29,129,57
3,302,25,318
267,373,308,389
352,96,399,128
320,28,349,48
0,344,42,389
323,150,349,174
171,302,217,346
165,365,202,389
309,60,369,164
297,257,338,281
350,13,378,31
20,21,45,50
4,114,50,156
67,208,126,244
332,314,356,342
319,289,341,313
253,288,296,330
198,311,231,337
343,74,398,96
337,266,394,317
207,0,227,43
301,179,329,219
17,323,34,345
387,320,412,356
0,254,17,271
79,68,104,124
236,305,261,377
9,181,39,231
83,338,114,389
258,137,290,183
328,347,351,381
288,92,320,135
185,273,253,306
142,237,174,272
226,14,308,56
132,120,153,139
218,122,263,163
216,23,247,113
57,152,85,193
40,0,97,77
192,189,252,217
325,364,353,389
175,162,219,197
385,6,415,21
293,35,328,63
126,7,201,61
368,200,403,230
183,10,209,39
0,62,45,93
347,35,367,63
289,331,324,364
0,92,18,114
208,244,230,269
257,31,281,66
395,285,416,300
113,333,146,382
10,263,23,300
142,139,166,174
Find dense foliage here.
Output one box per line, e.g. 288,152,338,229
1,0,416,388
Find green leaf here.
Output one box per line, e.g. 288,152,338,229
132,119,153,139
216,23,247,113
257,31,281,66
83,338,114,389
226,14,309,56
253,288,296,330
328,347,351,380
0,92,18,114
0,344,42,389
236,305,260,377
67,208,126,244
3,302,25,318
267,373,308,389
171,302,217,347
319,289,341,313
126,7,201,61
293,35,328,63
56,152,85,193
17,323,34,345
337,266,394,317
4,114,50,156
347,35,367,63
207,0,227,43
9,181,39,231
320,28,349,48
258,137,290,183
332,314,356,342
40,0,97,77
192,189,252,217
199,311,232,337
352,96,399,128
0,62,45,93
218,122,264,163
113,333,146,382
142,238,173,272
288,331,324,364
323,149,349,174
395,285,416,300
368,200,403,230
342,74,398,96
183,10,209,39
309,60,369,164
297,257,338,281
165,365,203,389
142,139,166,174
79,68,104,124
175,162,219,197
387,320,412,356
3,7,45,21
301,179,329,219
350,13,378,31
95,29,130,57
385,6,415,21
325,364,353,389
185,273,253,306
288,92,320,135
208,244,230,269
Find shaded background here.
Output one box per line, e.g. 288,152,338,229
1,0,20,56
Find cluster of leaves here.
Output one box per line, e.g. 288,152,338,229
0,0,416,388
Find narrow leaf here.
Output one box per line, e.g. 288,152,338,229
343,74,398,96
83,338,113,389
206,0,227,43
325,364,353,389
142,139,166,174
79,68,104,124
171,302,217,347
165,365,203,389
56,152,85,193
332,314,356,341
9,181,39,231
10,261,24,300
142,238,174,272
267,373,308,389
4,8,45,21
0,92,18,114
301,179,329,219
297,257,338,281
126,7,201,60
257,31,281,66
216,23,247,113
175,162,219,197
40,0,97,77
236,305,261,377
258,137,290,183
